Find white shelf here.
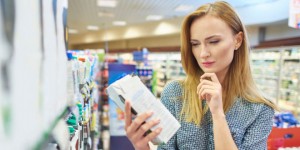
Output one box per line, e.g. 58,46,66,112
251,58,279,61
251,66,280,70
253,75,278,80
283,57,300,60
281,77,299,81
70,129,79,150
280,88,298,93
251,46,300,118
257,85,277,89
278,100,298,112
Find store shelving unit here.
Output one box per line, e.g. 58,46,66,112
96,61,110,150
250,46,300,118
148,52,185,97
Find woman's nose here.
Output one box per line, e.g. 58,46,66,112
200,46,210,58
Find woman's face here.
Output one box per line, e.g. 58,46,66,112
190,15,242,77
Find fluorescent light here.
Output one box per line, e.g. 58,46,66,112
68,29,78,34
86,25,99,31
97,0,118,8
175,5,193,12
98,12,115,18
113,21,126,26
146,15,163,21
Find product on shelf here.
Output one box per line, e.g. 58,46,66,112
273,112,299,128
268,112,300,149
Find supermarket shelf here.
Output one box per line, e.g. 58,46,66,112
251,46,300,118
283,57,300,61
82,115,92,125
257,84,268,88
251,66,280,70
251,58,279,61
280,88,298,93
70,129,79,150
253,75,278,80
266,76,279,79
281,77,299,81
278,100,298,112
257,85,278,90
33,107,69,150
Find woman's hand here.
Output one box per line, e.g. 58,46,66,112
124,100,162,150
197,73,224,116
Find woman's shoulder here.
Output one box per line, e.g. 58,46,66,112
227,98,275,129
160,80,183,105
162,80,183,94
160,80,184,117
235,98,274,117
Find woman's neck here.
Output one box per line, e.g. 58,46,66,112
216,70,227,85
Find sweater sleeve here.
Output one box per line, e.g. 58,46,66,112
239,105,274,150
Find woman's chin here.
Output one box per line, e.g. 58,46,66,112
201,68,216,73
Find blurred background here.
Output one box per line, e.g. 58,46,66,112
0,0,300,150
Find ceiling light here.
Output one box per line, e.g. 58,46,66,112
86,25,99,31
98,12,115,18
146,15,163,21
97,0,118,8
175,5,193,12
113,21,126,26
68,29,78,34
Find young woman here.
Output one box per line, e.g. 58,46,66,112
124,1,277,150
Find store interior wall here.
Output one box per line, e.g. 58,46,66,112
69,20,300,51
70,34,180,50
265,23,300,41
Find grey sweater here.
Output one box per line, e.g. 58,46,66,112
157,80,274,150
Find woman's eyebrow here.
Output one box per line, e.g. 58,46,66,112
205,35,221,40
190,39,199,42
190,34,221,42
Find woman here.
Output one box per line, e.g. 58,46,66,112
125,1,277,150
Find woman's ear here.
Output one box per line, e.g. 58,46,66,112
234,31,243,50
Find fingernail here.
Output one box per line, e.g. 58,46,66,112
157,128,162,133
155,118,160,123
147,111,153,115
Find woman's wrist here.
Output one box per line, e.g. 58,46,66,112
135,144,151,150
211,110,225,119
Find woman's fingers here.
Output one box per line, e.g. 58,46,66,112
132,127,162,150
125,100,132,130
131,118,160,142
141,127,163,144
200,89,216,100
127,111,153,136
200,73,220,83
124,102,161,150
199,85,214,98
197,80,214,95
197,79,214,100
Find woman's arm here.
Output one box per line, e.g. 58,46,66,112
240,105,274,149
198,73,238,150
212,113,238,150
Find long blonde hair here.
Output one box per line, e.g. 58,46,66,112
180,1,277,125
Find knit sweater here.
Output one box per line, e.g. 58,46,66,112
157,80,274,150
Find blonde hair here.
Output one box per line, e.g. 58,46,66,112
180,1,277,125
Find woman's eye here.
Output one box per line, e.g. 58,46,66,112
191,43,200,47
210,40,219,44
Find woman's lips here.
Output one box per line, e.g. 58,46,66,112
202,62,215,67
